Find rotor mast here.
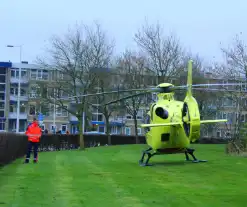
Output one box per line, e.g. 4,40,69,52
186,60,193,97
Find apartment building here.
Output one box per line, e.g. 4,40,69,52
0,61,67,133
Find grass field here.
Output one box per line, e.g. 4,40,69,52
1,144,247,207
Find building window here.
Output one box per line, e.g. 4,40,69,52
29,105,36,115
0,102,4,110
126,115,132,119
9,103,17,113
61,124,67,132
29,85,40,98
56,106,68,117
137,128,141,135
11,69,19,78
50,125,56,133
125,127,131,135
0,85,5,93
20,102,26,113
216,130,221,138
40,124,45,131
10,87,27,96
30,69,49,80
92,113,103,121
99,126,105,133
0,75,6,83
241,114,245,122
40,104,50,116
0,120,5,130
11,69,27,78
0,111,4,117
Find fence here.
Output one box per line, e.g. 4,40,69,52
0,133,227,167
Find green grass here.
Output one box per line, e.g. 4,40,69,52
1,144,247,207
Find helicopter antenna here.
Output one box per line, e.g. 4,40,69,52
186,59,193,97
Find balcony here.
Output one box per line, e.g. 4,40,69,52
10,95,28,102
8,112,27,119
10,76,29,84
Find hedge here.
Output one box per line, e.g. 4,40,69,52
0,133,227,167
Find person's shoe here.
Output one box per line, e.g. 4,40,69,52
23,160,29,164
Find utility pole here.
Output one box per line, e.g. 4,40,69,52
7,45,22,133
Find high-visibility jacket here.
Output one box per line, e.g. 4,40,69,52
25,122,42,143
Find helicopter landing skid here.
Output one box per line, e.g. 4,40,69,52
139,147,156,166
185,148,207,163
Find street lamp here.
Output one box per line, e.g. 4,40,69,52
7,44,22,133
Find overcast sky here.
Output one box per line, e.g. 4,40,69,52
0,0,246,65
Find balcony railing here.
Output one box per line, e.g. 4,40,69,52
10,95,28,101
8,112,27,119
10,76,29,84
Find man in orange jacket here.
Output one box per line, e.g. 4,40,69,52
24,117,42,163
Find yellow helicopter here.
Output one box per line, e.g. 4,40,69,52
75,60,241,166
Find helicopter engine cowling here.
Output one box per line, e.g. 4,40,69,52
155,107,169,119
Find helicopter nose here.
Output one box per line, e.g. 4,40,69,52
155,107,169,119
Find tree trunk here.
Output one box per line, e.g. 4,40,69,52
105,117,111,145
133,114,139,144
78,119,85,150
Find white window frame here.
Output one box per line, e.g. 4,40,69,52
137,128,141,135
61,124,67,132
111,126,118,134
0,102,4,110
216,130,221,138
40,124,45,131
10,69,19,78
50,125,57,132
92,113,103,121
30,69,49,80
125,127,131,135
0,119,5,131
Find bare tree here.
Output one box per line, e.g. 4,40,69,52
134,21,185,84
87,68,121,145
115,50,150,143
215,33,247,154
36,22,114,150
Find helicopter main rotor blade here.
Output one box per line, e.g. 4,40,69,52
191,88,246,93
58,87,162,100
105,92,148,105
173,83,243,90
191,83,243,87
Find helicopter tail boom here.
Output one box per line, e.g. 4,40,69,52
140,122,182,128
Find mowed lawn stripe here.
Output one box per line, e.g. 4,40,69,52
84,144,247,206
0,154,56,207
63,150,147,207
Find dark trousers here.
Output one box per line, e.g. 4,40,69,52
25,141,39,163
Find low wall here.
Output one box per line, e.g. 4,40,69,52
0,133,227,167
